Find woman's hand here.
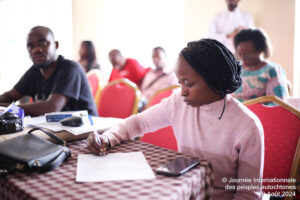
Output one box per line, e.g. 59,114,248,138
86,132,110,156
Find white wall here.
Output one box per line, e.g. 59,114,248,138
73,0,297,95
72,0,185,79
1,0,296,96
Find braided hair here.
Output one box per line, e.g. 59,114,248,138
180,39,242,119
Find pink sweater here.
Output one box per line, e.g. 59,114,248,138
103,92,264,200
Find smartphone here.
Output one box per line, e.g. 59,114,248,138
156,157,200,176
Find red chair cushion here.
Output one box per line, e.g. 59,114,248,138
142,87,178,151
142,126,178,151
98,83,136,119
148,89,173,107
247,103,300,194
87,73,100,97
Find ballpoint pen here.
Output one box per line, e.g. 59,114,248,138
88,115,101,145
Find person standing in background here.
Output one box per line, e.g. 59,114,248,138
79,41,101,73
108,49,148,87
208,0,254,53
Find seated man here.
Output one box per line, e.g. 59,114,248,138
140,47,178,101
108,49,148,87
0,26,98,116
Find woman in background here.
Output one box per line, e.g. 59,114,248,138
87,39,264,199
232,28,288,102
79,40,100,73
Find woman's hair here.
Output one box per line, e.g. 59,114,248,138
180,39,242,98
234,28,272,58
81,40,97,71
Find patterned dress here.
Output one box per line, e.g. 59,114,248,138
232,62,288,102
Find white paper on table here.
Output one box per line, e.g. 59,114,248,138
24,116,47,126
76,152,156,182
24,116,65,131
67,117,123,135
24,116,123,135
32,122,66,132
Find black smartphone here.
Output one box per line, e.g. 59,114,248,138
156,157,200,176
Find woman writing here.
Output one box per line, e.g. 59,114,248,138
87,39,264,199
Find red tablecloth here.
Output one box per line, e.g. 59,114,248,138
0,139,214,200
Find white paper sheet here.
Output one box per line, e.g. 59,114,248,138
24,116,47,126
76,152,156,182
24,116,123,135
67,117,123,135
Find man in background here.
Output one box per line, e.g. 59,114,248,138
108,49,148,87
208,0,254,53
140,47,178,101
0,26,98,116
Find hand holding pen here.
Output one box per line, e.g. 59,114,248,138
86,115,110,156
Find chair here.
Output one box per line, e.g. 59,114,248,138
243,96,300,198
97,78,141,119
145,85,180,109
86,69,104,107
141,85,180,151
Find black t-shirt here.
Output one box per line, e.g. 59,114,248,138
14,55,98,116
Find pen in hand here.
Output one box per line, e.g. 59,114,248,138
88,115,102,146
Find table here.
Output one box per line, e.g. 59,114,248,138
0,139,214,200
0,117,123,143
